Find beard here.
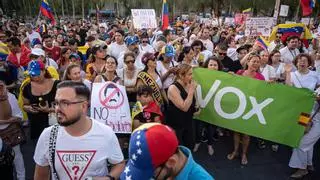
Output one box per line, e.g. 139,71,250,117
57,112,81,127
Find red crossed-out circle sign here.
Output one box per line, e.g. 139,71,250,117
99,82,124,109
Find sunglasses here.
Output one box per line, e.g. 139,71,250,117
142,41,148,43
218,52,227,56
125,60,135,64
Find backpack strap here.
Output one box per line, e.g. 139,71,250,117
49,124,60,180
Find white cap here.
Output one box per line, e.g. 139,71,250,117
31,48,45,57
235,35,245,42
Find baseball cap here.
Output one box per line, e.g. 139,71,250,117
91,44,107,55
31,38,42,48
120,123,179,180
125,36,139,46
31,48,45,57
161,45,176,57
28,60,45,77
69,53,81,61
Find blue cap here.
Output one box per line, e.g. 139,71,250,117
125,36,139,46
28,60,45,77
164,45,175,57
31,38,41,48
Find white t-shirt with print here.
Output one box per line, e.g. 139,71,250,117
157,60,179,89
34,119,124,180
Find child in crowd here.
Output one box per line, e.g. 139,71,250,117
132,85,163,130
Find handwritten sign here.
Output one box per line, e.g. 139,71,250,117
91,82,132,133
235,13,250,25
131,9,157,29
245,17,276,36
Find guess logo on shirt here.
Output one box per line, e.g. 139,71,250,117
57,150,96,180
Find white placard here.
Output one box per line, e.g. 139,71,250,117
245,17,276,36
91,82,132,133
224,17,235,25
131,9,157,29
301,18,313,25
279,5,289,17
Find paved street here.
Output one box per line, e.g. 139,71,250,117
21,128,320,180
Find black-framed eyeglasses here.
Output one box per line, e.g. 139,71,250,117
52,100,86,109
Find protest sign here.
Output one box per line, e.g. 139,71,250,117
91,82,132,133
245,17,276,36
224,17,235,26
279,5,289,17
235,13,250,25
301,18,313,25
131,9,157,29
194,68,314,148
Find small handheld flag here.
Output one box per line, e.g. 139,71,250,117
255,36,270,51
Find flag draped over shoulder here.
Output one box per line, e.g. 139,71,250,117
269,23,313,42
161,0,169,30
300,0,315,16
40,0,56,25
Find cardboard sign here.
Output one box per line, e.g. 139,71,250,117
131,9,157,29
91,82,132,133
245,17,276,36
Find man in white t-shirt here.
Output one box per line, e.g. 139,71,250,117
34,81,125,180
25,23,42,43
279,36,300,64
107,30,128,60
200,27,214,52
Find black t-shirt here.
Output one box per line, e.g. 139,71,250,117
221,56,243,73
134,111,160,123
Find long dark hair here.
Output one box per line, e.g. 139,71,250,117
177,46,193,62
203,56,224,71
268,50,280,65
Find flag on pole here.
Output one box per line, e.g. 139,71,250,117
161,0,169,30
300,0,315,16
40,0,56,25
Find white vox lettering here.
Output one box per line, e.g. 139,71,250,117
214,87,247,119
242,97,274,125
196,80,274,125
196,80,221,108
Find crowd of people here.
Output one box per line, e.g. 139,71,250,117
1,14,320,179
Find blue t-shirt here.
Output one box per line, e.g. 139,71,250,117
176,146,214,180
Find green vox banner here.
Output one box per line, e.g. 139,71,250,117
194,68,315,148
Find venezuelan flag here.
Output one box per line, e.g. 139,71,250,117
0,42,9,61
255,36,270,51
161,0,169,30
40,0,56,25
269,23,313,42
300,0,315,16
